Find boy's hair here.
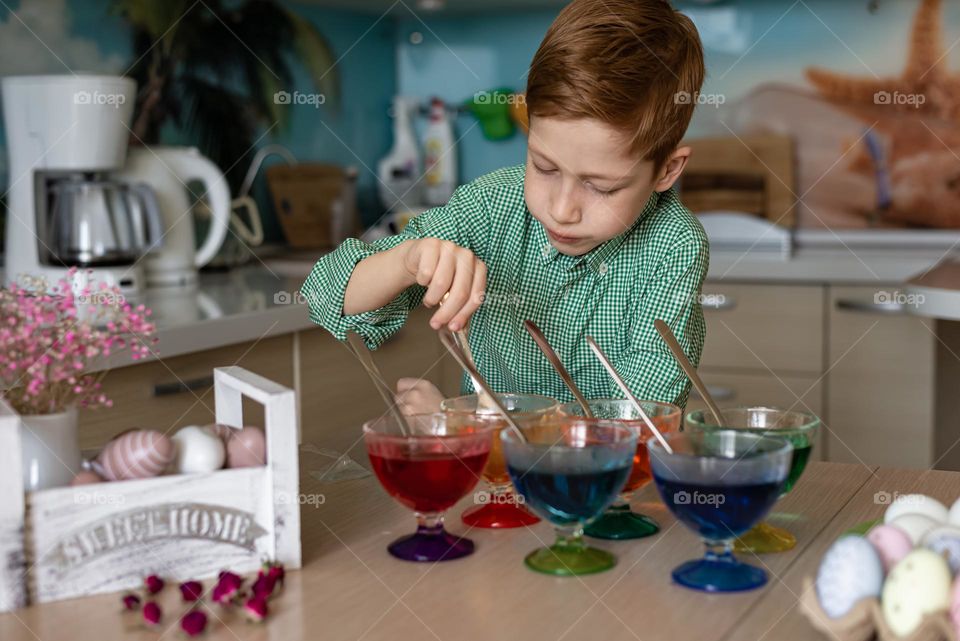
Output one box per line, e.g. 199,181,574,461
526,0,705,171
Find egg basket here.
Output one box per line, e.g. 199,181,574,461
0,367,301,612
800,577,958,641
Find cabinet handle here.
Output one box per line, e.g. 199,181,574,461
701,294,737,312
690,385,736,401
835,298,906,316
153,375,214,397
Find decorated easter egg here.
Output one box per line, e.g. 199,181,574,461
890,513,940,544
867,524,913,572
225,426,267,468
882,548,952,637
70,470,104,486
923,526,960,574
949,498,960,527
816,536,884,619
950,576,960,640
172,425,226,474
884,494,949,525
98,430,175,481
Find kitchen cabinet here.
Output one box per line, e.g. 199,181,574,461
693,280,937,468
826,286,935,468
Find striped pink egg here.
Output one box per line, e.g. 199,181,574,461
98,430,174,481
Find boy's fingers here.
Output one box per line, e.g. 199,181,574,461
451,262,486,330
423,252,456,308
415,241,439,287
443,258,475,330
396,377,419,392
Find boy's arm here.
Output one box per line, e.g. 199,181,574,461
300,181,491,348
611,234,710,409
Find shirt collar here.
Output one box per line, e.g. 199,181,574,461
532,190,662,273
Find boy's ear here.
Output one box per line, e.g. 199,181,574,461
653,146,692,193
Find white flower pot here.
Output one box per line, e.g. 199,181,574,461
21,407,80,491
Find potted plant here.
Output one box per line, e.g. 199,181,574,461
113,0,339,191
0,271,156,490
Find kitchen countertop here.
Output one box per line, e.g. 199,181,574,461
74,246,958,372
2,458,956,640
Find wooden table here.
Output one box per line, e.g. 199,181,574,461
2,459,958,641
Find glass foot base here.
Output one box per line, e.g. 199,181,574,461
585,507,659,540
672,557,767,593
462,501,540,528
387,526,474,562
733,521,797,554
524,544,616,576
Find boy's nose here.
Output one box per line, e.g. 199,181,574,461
552,183,582,225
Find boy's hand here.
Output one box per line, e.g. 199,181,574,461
402,238,487,331
395,378,445,416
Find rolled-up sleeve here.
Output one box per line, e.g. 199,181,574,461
611,232,710,409
300,181,491,348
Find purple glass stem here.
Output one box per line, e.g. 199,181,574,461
387,515,475,562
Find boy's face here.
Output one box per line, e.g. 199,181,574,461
524,116,689,256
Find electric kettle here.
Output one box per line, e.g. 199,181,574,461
117,146,231,287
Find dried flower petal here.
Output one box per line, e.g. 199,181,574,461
212,572,243,604
143,601,162,626
145,575,164,594
244,596,268,622
180,610,208,636
122,593,141,611
180,580,203,602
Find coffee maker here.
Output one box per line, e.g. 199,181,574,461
2,74,162,295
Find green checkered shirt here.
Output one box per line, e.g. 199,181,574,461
301,165,709,409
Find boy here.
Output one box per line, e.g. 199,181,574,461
301,0,708,413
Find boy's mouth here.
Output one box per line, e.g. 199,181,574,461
546,229,583,245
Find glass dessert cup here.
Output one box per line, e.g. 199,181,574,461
502,417,636,576
649,430,792,592
442,393,558,528
559,399,681,539
685,407,820,554
364,413,492,562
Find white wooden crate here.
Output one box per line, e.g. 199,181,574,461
0,366,301,611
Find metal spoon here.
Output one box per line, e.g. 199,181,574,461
585,336,673,454
523,320,593,417
345,332,410,436
451,328,498,412
653,319,726,428
438,329,527,443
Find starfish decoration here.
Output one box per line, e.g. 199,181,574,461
802,0,960,228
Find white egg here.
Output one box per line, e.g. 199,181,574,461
816,536,884,619
884,494,949,525
171,425,226,474
949,498,960,527
890,513,940,544
882,548,952,637
922,526,960,574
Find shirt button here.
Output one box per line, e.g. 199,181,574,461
598,263,609,276
542,244,552,257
